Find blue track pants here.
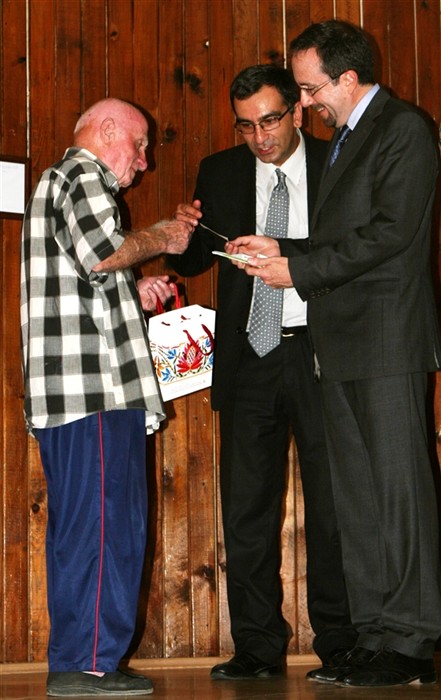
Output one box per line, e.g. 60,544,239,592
36,410,147,672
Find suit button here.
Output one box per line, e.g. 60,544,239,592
236,327,245,334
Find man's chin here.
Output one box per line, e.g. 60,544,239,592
315,106,336,128
255,149,277,163
119,176,135,189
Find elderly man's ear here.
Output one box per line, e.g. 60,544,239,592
100,117,116,145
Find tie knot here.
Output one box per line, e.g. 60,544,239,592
275,168,287,190
337,124,351,144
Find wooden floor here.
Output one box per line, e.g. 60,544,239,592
2,655,441,700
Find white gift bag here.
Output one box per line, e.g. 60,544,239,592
149,285,215,401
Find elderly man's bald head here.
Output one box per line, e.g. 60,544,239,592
74,98,144,139
73,98,149,188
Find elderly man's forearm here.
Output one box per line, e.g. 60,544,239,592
93,220,192,272
93,230,167,272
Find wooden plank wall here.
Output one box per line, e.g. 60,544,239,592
1,0,440,663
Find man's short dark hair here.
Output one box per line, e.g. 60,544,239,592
230,64,299,112
290,20,375,85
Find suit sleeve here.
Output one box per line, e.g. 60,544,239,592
167,159,220,277
168,146,255,276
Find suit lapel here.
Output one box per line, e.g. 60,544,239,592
312,88,391,228
237,146,257,235
304,133,326,224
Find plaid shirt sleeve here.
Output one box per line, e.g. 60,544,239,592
53,153,125,282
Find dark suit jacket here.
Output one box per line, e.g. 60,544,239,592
168,133,329,409
286,88,441,381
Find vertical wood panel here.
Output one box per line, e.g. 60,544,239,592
108,0,136,219
29,440,49,662
1,0,440,664
232,0,259,70
303,0,335,139
81,0,108,112
157,0,192,658
415,0,440,120
259,0,284,66
389,0,417,102
207,1,235,160
1,0,28,156
1,0,29,663
336,0,361,25
182,0,218,657
308,0,334,23
27,0,57,664
29,0,57,175
286,0,334,139
1,194,6,664
55,0,82,148
286,0,311,45
132,0,160,230
133,1,165,659
2,211,29,663
363,0,389,86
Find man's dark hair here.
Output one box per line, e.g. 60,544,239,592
229,64,299,112
289,20,375,85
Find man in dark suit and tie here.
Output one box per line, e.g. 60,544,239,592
229,22,441,687
169,64,356,680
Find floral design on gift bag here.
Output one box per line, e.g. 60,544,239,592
155,322,214,384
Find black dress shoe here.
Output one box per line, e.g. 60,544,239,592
210,653,283,680
306,646,375,683
338,647,437,687
47,669,153,696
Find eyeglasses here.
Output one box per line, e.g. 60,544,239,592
299,74,342,97
234,106,292,135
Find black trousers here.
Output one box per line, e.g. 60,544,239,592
219,333,356,663
320,372,441,659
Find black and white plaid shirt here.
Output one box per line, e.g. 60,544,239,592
20,147,165,435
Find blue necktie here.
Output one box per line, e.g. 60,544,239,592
248,168,289,358
328,124,351,168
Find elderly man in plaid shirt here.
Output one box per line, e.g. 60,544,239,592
20,98,193,697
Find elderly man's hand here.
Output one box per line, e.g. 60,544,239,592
137,275,175,311
149,219,194,255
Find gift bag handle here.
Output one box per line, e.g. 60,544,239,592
155,282,182,314
183,325,215,357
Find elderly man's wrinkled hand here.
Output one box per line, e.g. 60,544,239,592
137,275,174,311
150,219,194,254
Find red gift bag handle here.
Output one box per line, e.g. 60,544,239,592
155,281,181,314
182,324,215,357
155,285,214,356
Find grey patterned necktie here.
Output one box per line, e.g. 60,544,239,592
328,124,351,168
248,168,289,357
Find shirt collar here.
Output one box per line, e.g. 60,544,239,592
63,147,120,193
347,83,380,130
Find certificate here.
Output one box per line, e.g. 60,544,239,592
0,156,29,218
